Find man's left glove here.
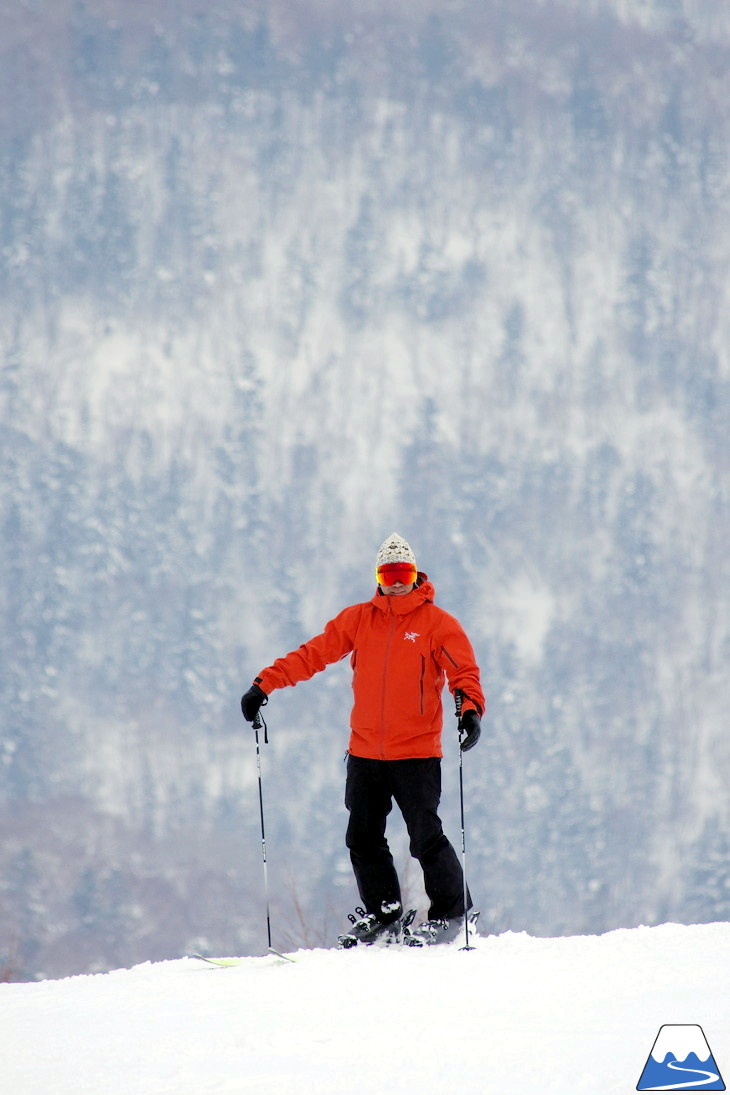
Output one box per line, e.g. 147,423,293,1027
241,682,267,723
458,709,481,752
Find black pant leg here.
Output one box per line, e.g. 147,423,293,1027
344,755,402,919
390,758,472,920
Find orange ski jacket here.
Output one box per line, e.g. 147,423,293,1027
255,577,485,761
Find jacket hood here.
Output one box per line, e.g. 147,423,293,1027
372,574,433,614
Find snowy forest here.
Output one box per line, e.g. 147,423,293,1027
1,0,728,980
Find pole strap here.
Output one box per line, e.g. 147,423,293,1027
253,701,268,743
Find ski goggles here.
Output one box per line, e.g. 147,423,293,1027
376,562,418,587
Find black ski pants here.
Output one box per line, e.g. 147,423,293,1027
344,754,471,922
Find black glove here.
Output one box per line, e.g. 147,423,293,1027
458,709,481,752
241,682,267,723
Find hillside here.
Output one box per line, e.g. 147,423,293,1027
1,0,729,979
2,922,730,1094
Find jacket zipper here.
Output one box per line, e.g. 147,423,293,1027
379,608,397,759
441,644,458,668
419,654,425,715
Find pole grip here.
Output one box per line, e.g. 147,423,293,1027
454,688,464,720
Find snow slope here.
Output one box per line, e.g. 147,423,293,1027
2,922,729,1095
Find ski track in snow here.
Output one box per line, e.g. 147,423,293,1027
1,922,730,1095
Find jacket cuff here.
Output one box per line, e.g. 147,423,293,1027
253,675,270,695
460,696,483,718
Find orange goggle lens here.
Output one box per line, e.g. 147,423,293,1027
376,563,417,587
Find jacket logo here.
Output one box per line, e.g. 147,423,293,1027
404,632,420,643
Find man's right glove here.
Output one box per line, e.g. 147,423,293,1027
458,709,481,752
241,682,267,723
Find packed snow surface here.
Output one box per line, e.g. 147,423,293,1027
2,921,729,1094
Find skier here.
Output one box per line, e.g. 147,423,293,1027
240,533,485,947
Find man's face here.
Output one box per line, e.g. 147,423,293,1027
380,580,415,597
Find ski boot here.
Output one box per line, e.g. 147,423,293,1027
403,911,480,947
337,902,405,949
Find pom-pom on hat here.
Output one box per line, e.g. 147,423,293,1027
376,533,416,569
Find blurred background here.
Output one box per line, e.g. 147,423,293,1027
1,0,728,980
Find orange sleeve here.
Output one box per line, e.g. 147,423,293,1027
434,613,485,717
256,604,363,695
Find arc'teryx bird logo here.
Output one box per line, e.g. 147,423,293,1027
404,632,419,643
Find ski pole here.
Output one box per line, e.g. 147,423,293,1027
251,708,292,962
455,690,475,952
252,709,273,952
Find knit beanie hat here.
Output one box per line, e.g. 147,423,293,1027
376,533,416,569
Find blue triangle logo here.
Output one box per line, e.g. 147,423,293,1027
637,1025,725,1090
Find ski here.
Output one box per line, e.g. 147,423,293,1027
190,953,243,967
189,908,477,965
190,947,295,966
